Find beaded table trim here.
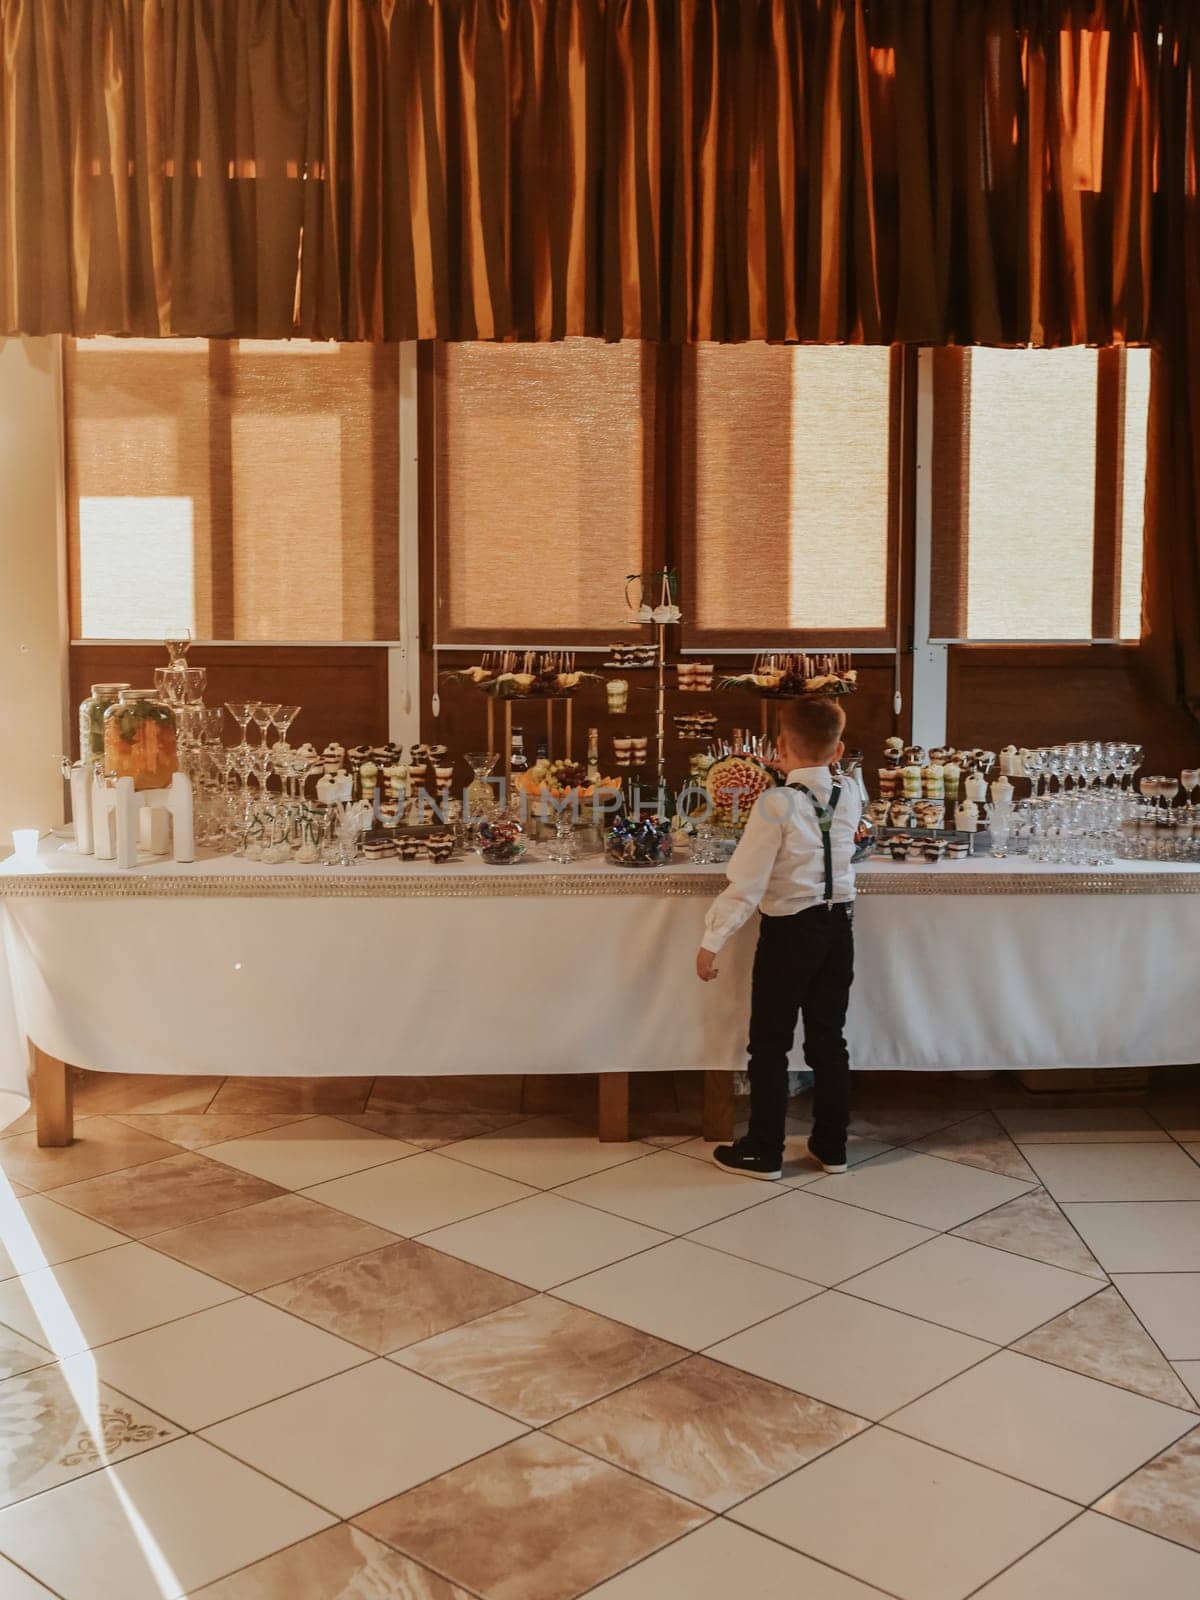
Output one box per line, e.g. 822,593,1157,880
0,870,1198,899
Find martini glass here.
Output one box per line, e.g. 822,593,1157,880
251,702,281,748
273,705,300,745
225,701,258,754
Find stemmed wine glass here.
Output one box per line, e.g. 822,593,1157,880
1181,767,1200,815
251,702,281,748
1023,749,1046,797
1160,774,1180,818
225,701,258,753
272,705,300,746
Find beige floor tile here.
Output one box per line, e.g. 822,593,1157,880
440,1116,652,1188
953,1187,1107,1279
0,1357,178,1508
1022,1144,1200,1202
146,1192,399,1291
260,1238,533,1354
203,1360,526,1519
0,1241,238,1358
1014,1286,1196,1409
0,1093,33,1138
549,1354,866,1511
208,1077,374,1114
357,1431,708,1600
0,1434,333,1600
73,1073,223,1116
1114,1274,1200,1361
583,1519,883,1599
708,1291,994,1420
0,1555,57,1598
205,1117,412,1190
368,1075,525,1114
690,1190,933,1287
890,1349,1196,1501
419,1193,669,1291
0,1118,182,1194
394,1295,683,1425
803,1149,1035,1230
1175,1362,1200,1405
336,1109,531,1147
975,1510,1200,1599
0,1192,126,1280
1063,1202,1200,1272
997,1105,1170,1143
112,1114,308,1150
192,1524,474,1599
305,1150,535,1235
0,1327,50,1382
85,1296,370,1429
50,1152,285,1239
1094,1428,1200,1552
553,1236,820,1348
843,1234,1100,1343
730,1428,1074,1600
558,1149,777,1235
909,1113,1037,1180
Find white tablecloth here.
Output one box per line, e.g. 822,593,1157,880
1,839,1199,1093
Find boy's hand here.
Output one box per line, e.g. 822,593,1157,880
696,948,719,982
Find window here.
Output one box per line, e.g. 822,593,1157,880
434,340,656,642
65,339,401,642
682,345,900,645
930,346,1149,642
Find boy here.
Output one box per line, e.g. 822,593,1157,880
695,697,861,1179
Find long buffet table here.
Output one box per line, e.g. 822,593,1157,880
2,836,1199,1145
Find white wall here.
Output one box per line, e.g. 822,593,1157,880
0,337,67,847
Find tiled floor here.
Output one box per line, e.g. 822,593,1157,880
0,1072,1198,1599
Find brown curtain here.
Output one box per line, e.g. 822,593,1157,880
0,0,1161,342
1143,2,1200,722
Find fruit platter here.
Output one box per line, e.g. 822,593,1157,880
718,651,857,698
517,759,623,806
443,651,601,699
704,753,782,827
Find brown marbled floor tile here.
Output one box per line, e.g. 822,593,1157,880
549,1354,867,1511
72,1071,224,1115
0,1117,183,1194
1014,1287,1197,1410
337,1110,531,1147
357,1432,709,1600
50,1152,286,1239
397,1295,684,1425
910,1112,1037,1180
369,1075,525,1114
1095,1427,1200,1551
208,1077,375,1115
260,1239,534,1353
0,1360,178,1508
951,1186,1107,1279
193,1524,473,1599
112,1113,309,1150
146,1193,400,1291
0,1326,51,1381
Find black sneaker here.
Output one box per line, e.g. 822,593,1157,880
712,1139,783,1181
806,1135,848,1174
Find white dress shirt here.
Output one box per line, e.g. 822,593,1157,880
700,765,863,954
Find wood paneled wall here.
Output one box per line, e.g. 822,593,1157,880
69,645,389,762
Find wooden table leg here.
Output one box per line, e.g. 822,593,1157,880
702,1070,735,1142
31,1044,74,1147
598,1072,630,1142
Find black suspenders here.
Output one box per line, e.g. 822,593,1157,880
788,780,842,906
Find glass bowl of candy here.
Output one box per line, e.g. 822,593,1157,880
606,815,674,867
476,816,527,865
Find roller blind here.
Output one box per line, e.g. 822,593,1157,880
930,346,1149,642
435,340,656,641
682,345,898,645
65,338,401,642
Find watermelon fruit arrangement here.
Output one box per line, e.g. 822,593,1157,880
704,754,781,828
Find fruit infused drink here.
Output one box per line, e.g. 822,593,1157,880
103,689,178,791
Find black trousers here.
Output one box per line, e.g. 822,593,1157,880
745,902,854,1157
